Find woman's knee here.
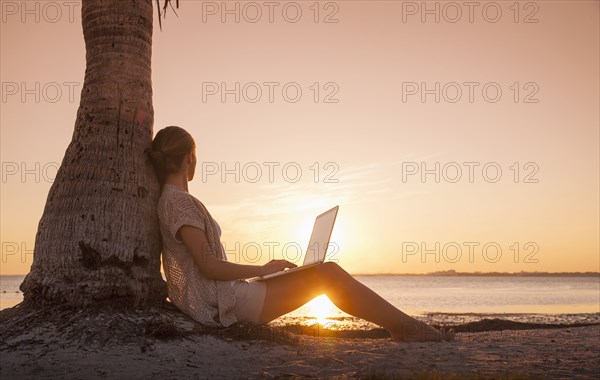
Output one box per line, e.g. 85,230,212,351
316,262,347,283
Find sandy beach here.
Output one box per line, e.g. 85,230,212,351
1,309,598,379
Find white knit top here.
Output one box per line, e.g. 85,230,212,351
157,184,244,327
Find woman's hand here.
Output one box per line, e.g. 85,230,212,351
260,259,297,276
180,224,299,280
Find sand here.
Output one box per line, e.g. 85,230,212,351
1,322,598,379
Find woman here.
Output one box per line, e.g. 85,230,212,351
146,126,453,342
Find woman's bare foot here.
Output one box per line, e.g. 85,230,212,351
391,322,455,342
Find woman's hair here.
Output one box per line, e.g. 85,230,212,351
145,126,195,187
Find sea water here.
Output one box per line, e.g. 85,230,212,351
2,275,599,327
280,275,600,328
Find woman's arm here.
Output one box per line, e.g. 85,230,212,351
179,225,296,281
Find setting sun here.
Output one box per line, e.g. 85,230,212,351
305,294,337,326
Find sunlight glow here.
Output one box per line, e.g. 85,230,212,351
305,294,337,325
293,216,316,251
292,210,346,265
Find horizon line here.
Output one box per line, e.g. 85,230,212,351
1,271,599,277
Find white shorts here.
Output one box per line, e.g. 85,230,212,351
231,280,267,324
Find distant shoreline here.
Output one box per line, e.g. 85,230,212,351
350,271,600,277
1,271,599,277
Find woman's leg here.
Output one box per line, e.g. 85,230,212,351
258,262,443,341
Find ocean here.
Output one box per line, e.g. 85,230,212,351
2,275,599,330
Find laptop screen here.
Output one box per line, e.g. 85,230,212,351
303,206,338,266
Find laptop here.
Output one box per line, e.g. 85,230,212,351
250,205,339,281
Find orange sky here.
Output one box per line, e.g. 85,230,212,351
1,0,598,275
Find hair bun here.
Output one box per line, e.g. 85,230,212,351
148,126,195,187
145,147,165,161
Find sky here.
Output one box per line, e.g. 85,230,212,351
0,0,598,275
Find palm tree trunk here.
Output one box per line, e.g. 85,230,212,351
20,0,167,307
